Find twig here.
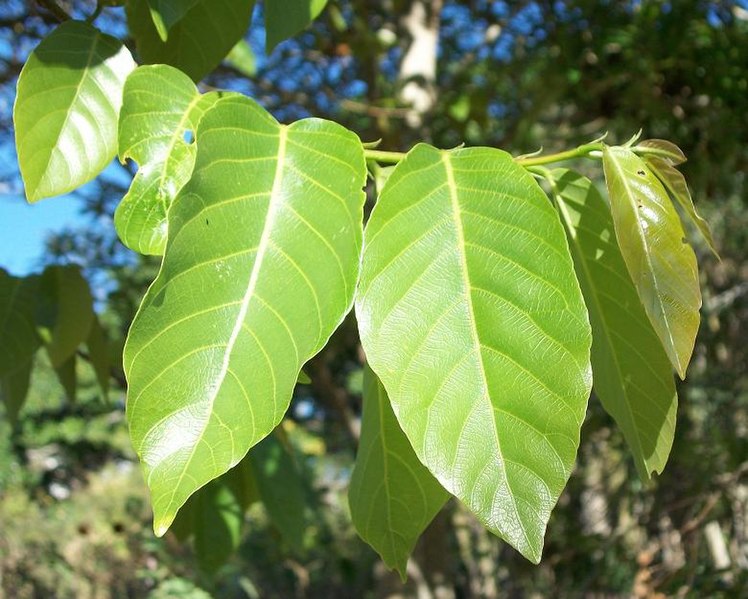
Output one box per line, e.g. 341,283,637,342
35,0,72,22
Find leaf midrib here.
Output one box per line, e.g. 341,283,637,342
35,30,101,199
440,151,531,554
156,126,289,531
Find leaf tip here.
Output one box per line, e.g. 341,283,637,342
153,517,173,538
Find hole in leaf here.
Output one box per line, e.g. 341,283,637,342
183,129,195,144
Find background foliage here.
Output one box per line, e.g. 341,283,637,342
0,0,746,597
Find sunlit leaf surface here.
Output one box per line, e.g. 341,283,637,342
356,144,592,563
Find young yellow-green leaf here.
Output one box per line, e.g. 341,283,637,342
550,169,677,479
116,65,222,255
356,144,592,563
349,366,449,579
13,21,134,202
265,0,329,51
127,0,255,82
0,270,39,377
635,139,686,165
86,316,110,397
146,0,202,40
645,156,718,258
602,146,701,379
250,433,308,550
36,266,94,369
125,95,366,535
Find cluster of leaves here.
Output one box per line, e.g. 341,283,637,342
1,264,109,420
5,0,716,577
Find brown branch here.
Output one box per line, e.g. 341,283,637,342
307,351,360,441
34,0,72,22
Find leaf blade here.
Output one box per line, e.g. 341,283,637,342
0,270,39,377
127,0,255,82
602,146,701,378
551,169,677,478
145,0,202,40
37,266,94,369
349,366,449,578
265,0,329,51
13,21,134,201
124,95,366,534
116,65,220,255
645,156,718,257
356,144,592,563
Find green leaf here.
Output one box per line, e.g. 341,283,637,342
0,270,39,377
250,433,308,550
86,316,110,397
116,65,221,255
124,95,366,535
356,144,592,563
550,169,677,479
645,156,718,258
170,458,258,573
349,366,449,578
296,370,312,385
635,139,686,165
1,360,33,424
127,0,256,82
265,0,329,51
145,0,202,40
54,353,77,403
224,39,257,78
36,266,94,369
602,146,701,378
13,21,135,202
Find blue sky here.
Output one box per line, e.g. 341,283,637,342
0,188,85,276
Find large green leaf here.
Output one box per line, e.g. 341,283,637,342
645,156,718,257
36,265,95,369
125,95,366,535
250,433,308,550
602,146,701,378
349,366,449,578
116,65,221,255
13,21,134,202
265,0,329,51
550,169,677,478
356,144,592,563
145,0,202,40
127,0,255,82
0,270,39,377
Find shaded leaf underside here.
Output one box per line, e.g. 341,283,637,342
551,169,677,478
349,366,449,577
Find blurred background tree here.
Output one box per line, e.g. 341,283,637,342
0,1,746,596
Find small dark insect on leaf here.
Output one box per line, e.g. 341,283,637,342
205,219,210,225
637,170,645,175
